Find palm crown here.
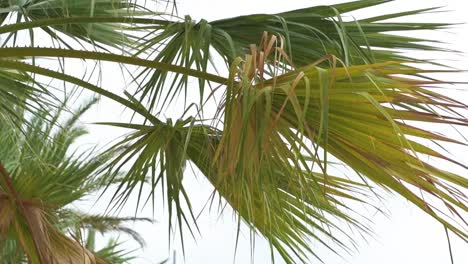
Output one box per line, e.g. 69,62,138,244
0,97,151,263
0,0,466,263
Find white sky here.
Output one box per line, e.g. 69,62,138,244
72,0,468,263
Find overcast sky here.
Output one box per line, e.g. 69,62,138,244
74,1,468,263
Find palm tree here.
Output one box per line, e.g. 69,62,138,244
0,98,149,263
0,0,466,263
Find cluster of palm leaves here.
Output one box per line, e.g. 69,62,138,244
0,98,149,263
0,0,466,263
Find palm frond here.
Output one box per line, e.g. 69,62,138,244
0,1,466,263
91,234,136,264
61,210,152,247
0,0,155,49
133,0,451,112
100,47,467,263
100,116,201,253
0,66,50,126
199,50,467,261
0,97,145,263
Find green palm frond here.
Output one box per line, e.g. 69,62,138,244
90,234,136,264
2,99,106,204
216,53,466,261
100,116,201,252
0,0,466,263
133,0,450,112
99,51,467,263
0,0,155,49
0,97,147,263
0,67,49,126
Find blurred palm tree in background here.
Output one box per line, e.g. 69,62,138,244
0,0,466,263
0,98,149,263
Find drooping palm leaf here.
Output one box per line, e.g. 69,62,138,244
202,56,466,262
97,50,467,262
